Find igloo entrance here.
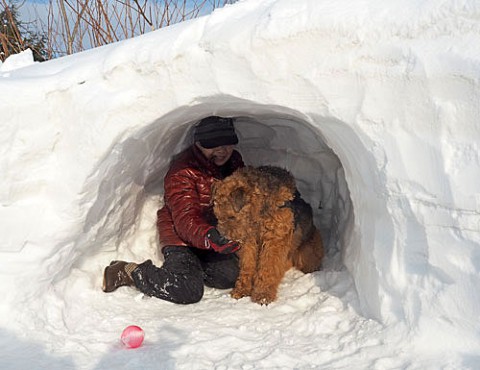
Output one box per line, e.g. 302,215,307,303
82,106,389,321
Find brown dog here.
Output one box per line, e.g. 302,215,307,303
212,165,324,305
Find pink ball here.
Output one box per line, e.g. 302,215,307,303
121,325,145,348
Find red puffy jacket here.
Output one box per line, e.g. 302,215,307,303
157,145,244,252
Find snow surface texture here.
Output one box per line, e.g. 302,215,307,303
1,0,480,368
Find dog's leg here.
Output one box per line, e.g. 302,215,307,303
251,209,294,305
231,237,258,299
292,229,324,273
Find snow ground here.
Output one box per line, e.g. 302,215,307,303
1,0,480,369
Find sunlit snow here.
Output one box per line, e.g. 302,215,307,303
1,0,479,368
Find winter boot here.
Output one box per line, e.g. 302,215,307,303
102,260,138,293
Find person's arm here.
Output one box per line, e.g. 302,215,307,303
164,169,211,249
164,168,240,253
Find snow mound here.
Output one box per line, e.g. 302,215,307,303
0,0,479,368
0,48,36,73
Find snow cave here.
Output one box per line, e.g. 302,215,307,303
85,103,383,320
1,0,479,367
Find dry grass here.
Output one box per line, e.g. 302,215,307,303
1,0,236,61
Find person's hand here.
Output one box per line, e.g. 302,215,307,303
205,228,240,254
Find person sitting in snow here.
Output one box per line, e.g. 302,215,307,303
102,116,244,304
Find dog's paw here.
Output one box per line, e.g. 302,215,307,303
251,289,276,305
230,287,250,299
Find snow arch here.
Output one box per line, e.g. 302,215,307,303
80,101,392,322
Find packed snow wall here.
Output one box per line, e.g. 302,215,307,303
1,0,479,349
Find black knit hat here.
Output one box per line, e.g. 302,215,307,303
194,116,239,149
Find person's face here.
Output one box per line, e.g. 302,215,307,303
196,142,235,166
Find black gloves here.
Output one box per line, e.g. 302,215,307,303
205,228,240,254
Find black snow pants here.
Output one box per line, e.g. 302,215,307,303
131,246,239,304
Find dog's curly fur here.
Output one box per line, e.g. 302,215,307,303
212,165,325,305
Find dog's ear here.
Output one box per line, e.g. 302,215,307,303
232,188,246,212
